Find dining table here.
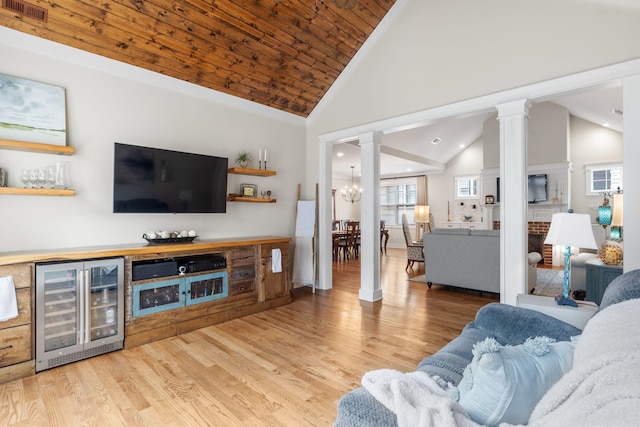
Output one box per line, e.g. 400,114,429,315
331,227,389,259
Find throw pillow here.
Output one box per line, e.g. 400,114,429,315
449,336,575,426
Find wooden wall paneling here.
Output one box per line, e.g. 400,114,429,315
0,0,395,116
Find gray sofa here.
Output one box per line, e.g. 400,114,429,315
423,228,501,293
334,269,640,426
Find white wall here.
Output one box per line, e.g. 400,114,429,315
0,32,306,252
482,102,570,170
569,116,623,217
428,138,484,224
307,0,640,197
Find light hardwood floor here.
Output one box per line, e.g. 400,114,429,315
0,248,499,426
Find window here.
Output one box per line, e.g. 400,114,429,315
455,175,478,199
585,164,623,196
380,177,417,226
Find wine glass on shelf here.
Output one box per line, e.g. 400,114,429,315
261,190,266,199
30,169,40,188
45,165,56,189
35,169,45,188
20,169,31,188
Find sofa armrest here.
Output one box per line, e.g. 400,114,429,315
473,302,581,344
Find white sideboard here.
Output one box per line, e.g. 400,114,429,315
436,221,486,230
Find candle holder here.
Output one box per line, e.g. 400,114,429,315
264,161,267,171
259,160,263,170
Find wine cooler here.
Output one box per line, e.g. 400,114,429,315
35,257,124,372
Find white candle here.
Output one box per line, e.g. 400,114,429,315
259,149,262,161
264,149,268,163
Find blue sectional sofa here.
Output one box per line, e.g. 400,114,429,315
334,269,640,426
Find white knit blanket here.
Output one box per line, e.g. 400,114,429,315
525,298,640,427
362,298,640,427
362,369,481,427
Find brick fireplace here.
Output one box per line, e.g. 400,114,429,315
492,221,553,264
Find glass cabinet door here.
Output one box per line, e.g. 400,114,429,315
38,264,82,353
87,261,122,342
185,272,228,306
132,278,184,317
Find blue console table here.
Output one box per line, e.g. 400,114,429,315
585,259,623,305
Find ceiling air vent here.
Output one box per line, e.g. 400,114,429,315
2,0,48,23
430,137,442,145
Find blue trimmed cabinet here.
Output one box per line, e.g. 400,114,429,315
132,271,228,317
124,238,291,349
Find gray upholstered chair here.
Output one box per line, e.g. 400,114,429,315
401,213,424,270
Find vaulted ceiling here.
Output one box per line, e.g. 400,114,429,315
0,0,396,117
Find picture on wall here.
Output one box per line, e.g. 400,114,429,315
0,73,67,146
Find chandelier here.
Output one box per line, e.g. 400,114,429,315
342,166,362,204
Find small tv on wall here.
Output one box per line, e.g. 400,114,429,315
496,174,548,204
113,143,228,213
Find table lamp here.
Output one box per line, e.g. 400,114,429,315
414,205,430,239
610,192,624,239
544,212,598,307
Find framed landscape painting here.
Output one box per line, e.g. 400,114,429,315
0,73,67,146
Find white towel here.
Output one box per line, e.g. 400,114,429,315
272,248,282,273
295,200,316,237
292,236,314,287
0,276,19,322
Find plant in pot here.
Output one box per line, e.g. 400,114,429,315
235,151,252,168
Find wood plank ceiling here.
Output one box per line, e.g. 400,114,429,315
0,0,396,117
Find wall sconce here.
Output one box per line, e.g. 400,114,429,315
598,192,612,231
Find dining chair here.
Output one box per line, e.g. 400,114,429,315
401,213,424,270
338,221,360,260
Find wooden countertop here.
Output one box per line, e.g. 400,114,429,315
0,236,292,266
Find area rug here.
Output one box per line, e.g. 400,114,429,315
408,274,426,283
533,268,564,296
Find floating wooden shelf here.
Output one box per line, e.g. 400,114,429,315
0,187,75,196
227,167,276,177
227,196,276,203
0,139,75,156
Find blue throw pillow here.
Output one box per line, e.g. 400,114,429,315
450,336,575,426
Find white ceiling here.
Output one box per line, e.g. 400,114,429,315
332,85,623,179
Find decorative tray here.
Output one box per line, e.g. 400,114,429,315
142,235,197,244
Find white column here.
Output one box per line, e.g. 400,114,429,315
498,100,530,306
358,131,382,302
318,140,334,291
622,75,640,272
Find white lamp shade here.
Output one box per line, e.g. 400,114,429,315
544,213,598,249
414,205,430,223
612,193,623,227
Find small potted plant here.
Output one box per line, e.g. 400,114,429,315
235,151,252,168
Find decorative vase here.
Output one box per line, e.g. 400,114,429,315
599,241,623,265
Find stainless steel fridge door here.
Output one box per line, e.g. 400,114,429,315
36,261,84,370
84,258,124,349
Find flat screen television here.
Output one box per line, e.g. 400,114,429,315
113,142,228,213
496,174,548,203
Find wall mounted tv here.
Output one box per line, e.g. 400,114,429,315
496,174,548,204
113,143,228,213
